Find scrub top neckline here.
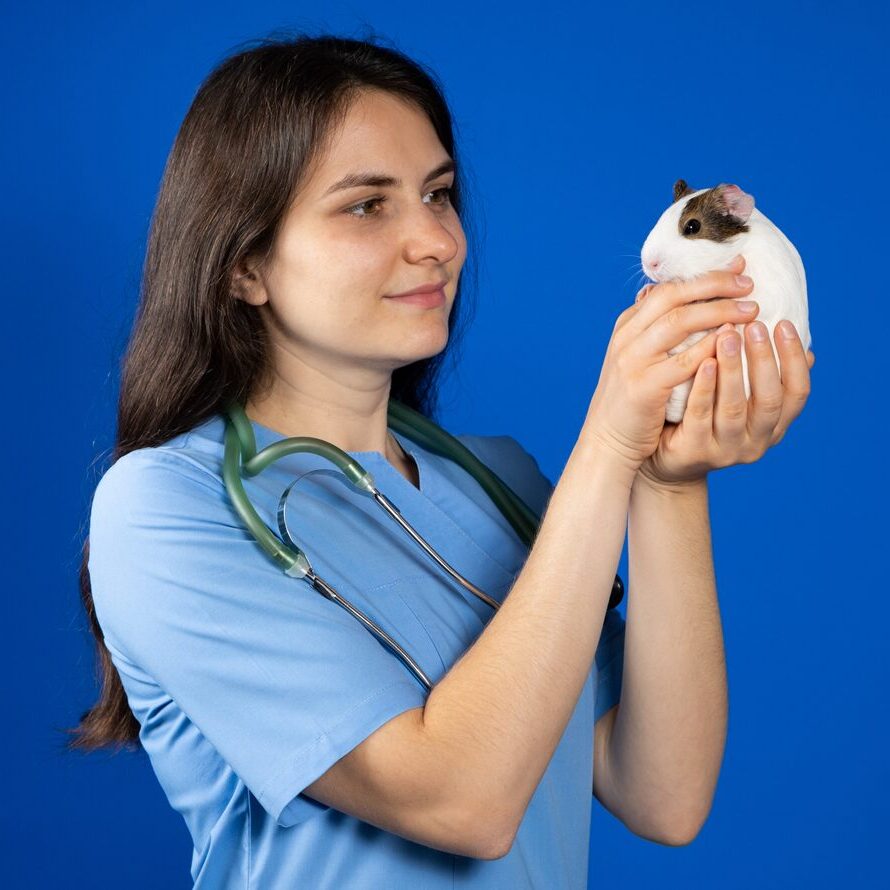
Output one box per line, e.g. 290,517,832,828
241,414,428,495
219,412,525,602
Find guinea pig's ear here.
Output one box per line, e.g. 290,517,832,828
716,184,755,223
673,179,695,203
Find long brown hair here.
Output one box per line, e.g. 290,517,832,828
66,29,480,752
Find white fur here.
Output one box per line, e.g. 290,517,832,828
640,188,811,423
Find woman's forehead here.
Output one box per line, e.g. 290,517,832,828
307,92,446,190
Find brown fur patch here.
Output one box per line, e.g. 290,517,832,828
673,179,695,202
676,182,750,242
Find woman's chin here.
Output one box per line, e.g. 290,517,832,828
391,330,449,366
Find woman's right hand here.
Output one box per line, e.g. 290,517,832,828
581,254,759,472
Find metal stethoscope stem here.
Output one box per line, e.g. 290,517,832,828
302,570,440,693
278,481,501,693
223,400,625,694
372,490,501,611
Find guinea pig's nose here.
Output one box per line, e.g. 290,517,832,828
650,259,660,270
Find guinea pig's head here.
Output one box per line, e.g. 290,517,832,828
640,180,755,283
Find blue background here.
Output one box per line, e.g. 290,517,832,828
6,1,886,886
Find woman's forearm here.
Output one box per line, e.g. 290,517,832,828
605,473,729,843
421,431,638,852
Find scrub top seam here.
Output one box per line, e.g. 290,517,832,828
386,436,524,581
391,584,448,674
116,444,226,498
158,424,520,584
442,435,534,568
92,415,603,885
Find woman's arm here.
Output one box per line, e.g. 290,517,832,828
301,430,640,859
595,472,728,845
419,429,639,855
306,271,764,856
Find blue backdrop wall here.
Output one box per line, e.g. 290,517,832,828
6,1,886,886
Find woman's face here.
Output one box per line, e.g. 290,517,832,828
237,89,467,380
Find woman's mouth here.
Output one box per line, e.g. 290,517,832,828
384,287,446,308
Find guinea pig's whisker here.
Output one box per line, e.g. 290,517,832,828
620,263,643,288
623,267,649,293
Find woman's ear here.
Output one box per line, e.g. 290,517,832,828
231,256,268,306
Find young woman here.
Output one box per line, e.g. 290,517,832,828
69,32,814,888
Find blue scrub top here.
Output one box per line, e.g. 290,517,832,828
88,412,625,888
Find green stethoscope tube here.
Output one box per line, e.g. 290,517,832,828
222,400,625,691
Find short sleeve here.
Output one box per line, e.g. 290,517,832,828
594,607,625,722
456,433,554,521
87,450,429,828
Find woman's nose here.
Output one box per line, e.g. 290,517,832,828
401,206,460,264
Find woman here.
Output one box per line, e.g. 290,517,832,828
69,32,814,888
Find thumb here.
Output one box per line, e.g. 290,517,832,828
635,283,655,303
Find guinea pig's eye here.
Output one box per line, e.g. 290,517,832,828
683,218,701,236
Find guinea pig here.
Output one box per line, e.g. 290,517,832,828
640,180,812,424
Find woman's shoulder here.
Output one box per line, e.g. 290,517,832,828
90,414,229,527
451,430,554,517
454,430,547,477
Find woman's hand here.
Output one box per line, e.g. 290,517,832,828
581,255,763,473
637,307,815,490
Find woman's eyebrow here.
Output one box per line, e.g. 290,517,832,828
323,159,455,196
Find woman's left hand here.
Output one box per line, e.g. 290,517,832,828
637,318,815,489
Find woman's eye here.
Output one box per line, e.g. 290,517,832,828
426,186,453,206
346,197,386,219
345,186,453,219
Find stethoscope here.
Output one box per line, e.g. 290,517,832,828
222,400,624,692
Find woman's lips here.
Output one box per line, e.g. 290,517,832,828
384,287,446,307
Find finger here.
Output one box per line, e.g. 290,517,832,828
621,265,755,341
638,297,760,358
635,282,657,303
608,283,653,335
679,355,718,442
617,257,748,337
623,255,746,330
713,323,748,447
616,278,683,336
770,320,812,443
650,325,720,391
743,320,784,442
633,260,742,305
724,254,747,274
633,256,745,308
611,281,656,336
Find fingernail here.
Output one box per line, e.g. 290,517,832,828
737,300,757,313
721,334,740,355
735,274,753,287
749,322,767,342
779,320,797,340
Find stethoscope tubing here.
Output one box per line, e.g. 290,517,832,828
222,401,624,693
